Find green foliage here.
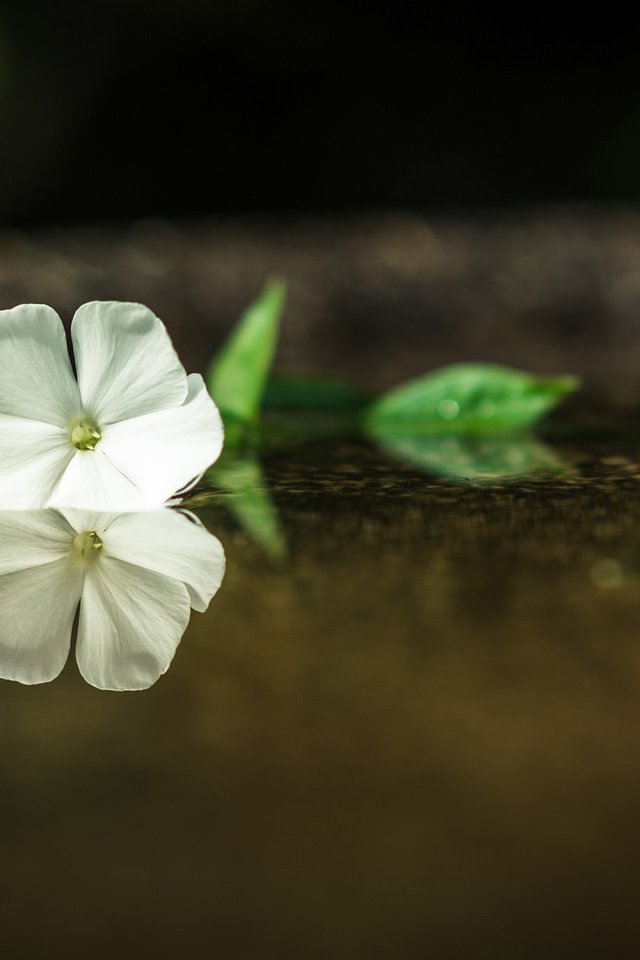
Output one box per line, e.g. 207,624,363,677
206,285,580,473
264,375,372,414
363,363,579,435
206,279,286,426
371,431,570,482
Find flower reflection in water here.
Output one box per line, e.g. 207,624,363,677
0,508,225,691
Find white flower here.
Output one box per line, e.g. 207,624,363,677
0,301,224,510
0,507,225,691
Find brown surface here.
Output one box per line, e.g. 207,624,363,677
2,438,640,957
2,207,640,407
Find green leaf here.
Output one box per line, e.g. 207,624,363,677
363,363,579,435
372,431,571,482
206,278,287,425
263,375,372,414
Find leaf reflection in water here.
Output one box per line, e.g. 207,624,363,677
371,431,571,482
205,453,286,559
0,508,225,691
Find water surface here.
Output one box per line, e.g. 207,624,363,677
2,436,640,958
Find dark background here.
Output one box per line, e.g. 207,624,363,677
1,2,640,224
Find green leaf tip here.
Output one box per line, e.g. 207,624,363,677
363,363,580,435
206,278,287,425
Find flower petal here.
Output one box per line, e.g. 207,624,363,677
102,508,226,612
0,558,81,684
48,448,159,511
0,509,75,574
58,508,116,536
99,374,224,504
0,414,75,509
71,301,188,423
76,556,191,691
0,304,81,426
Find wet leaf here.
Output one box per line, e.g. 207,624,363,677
206,279,286,425
363,364,579,434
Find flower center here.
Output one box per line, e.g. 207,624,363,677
72,530,103,565
71,417,102,451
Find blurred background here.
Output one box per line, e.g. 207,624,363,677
1,3,640,400
2,4,640,221
0,0,640,222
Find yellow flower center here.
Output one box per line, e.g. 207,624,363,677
72,530,103,565
71,417,102,451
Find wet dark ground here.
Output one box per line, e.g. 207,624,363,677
3,432,640,958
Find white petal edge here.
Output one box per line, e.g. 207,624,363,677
0,510,75,574
71,301,188,424
99,374,224,505
0,559,82,684
76,556,191,691
102,508,226,612
0,414,75,509
0,304,81,426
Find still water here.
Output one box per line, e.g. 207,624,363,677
2,435,640,958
